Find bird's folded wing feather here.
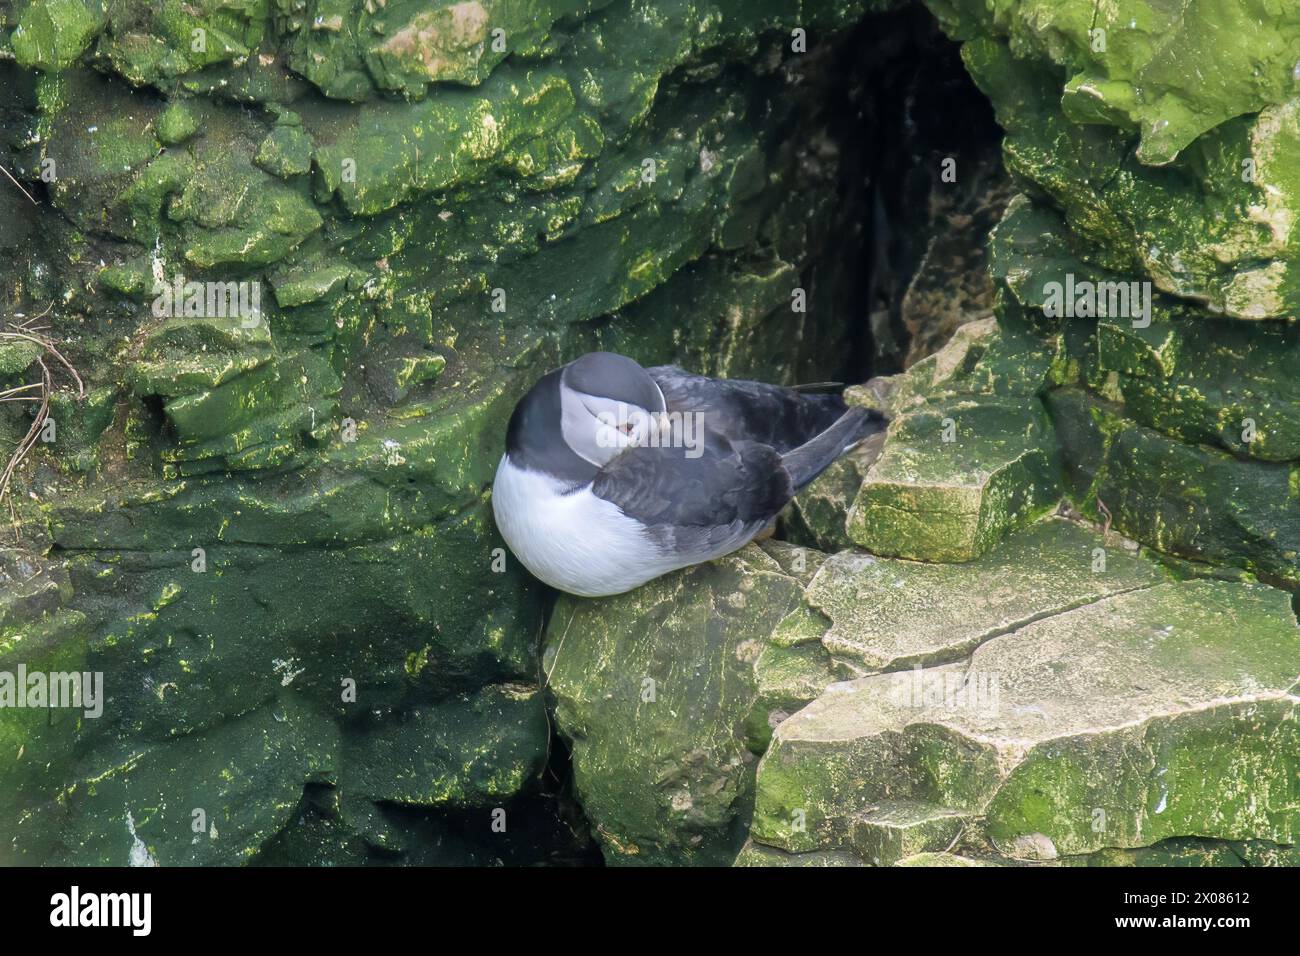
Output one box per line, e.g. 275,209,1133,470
647,365,846,453
591,434,792,551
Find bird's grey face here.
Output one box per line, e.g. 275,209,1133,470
558,352,667,467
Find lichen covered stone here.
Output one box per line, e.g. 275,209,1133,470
846,396,1061,561
752,576,1300,859
543,544,830,865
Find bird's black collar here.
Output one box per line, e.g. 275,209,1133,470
505,369,600,486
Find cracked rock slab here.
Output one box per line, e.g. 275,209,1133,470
850,801,969,866
543,543,817,866
846,396,1061,562
809,518,1167,671
751,578,1300,859
893,851,991,867
733,839,863,867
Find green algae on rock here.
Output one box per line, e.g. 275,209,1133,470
155,99,201,146
339,683,549,811
810,517,1167,671
1,0,890,865
1048,388,1300,588
751,575,1300,860
254,122,314,179
931,0,1300,168
976,191,1300,588
892,850,990,866
846,396,1061,561
543,543,837,865
10,0,104,72
850,801,970,866
963,33,1300,320
733,839,863,867
5,0,1300,870
16,695,338,866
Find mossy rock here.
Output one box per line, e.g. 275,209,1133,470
965,36,1300,319
339,683,549,811
11,0,104,71
733,839,863,867
1048,387,1300,587
543,543,831,865
850,802,970,866
931,0,1300,166
254,124,314,179
809,517,1167,671
156,99,201,146
846,396,1062,561
752,576,1300,859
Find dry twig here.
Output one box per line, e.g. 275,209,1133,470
0,307,85,529
0,164,38,206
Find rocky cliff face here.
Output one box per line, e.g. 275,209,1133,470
1,0,1296,866
0,0,907,865
544,0,1300,866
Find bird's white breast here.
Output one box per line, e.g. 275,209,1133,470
492,454,680,597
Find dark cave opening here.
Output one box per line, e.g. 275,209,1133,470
821,3,1008,385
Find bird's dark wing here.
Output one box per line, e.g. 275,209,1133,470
647,365,847,453
591,430,793,560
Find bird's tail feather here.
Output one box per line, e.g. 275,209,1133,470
789,380,844,393
782,407,888,494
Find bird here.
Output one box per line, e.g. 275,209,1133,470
491,351,887,597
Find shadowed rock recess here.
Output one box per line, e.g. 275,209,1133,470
0,1,1297,867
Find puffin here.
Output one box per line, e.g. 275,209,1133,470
491,351,886,597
